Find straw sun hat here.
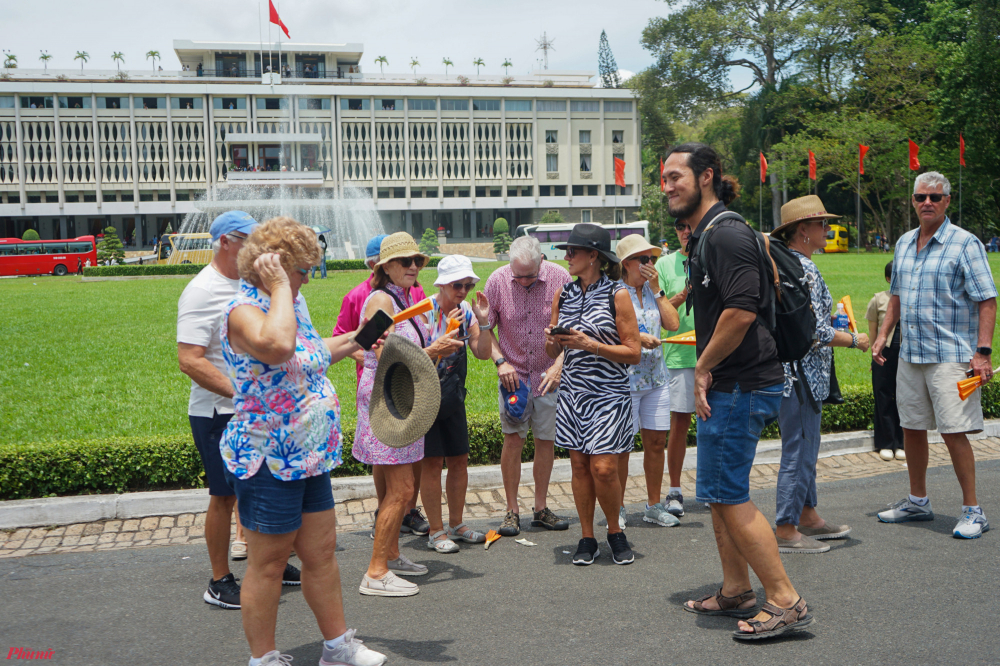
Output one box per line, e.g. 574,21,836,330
375,232,428,268
770,195,841,240
368,334,442,448
615,234,662,262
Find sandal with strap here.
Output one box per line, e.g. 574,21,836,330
732,597,814,641
448,523,486,543
427,530,459,553
683,588,758,618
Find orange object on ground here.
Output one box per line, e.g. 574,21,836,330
484,529,501,550
392,298,432,324
662,330,697,346
838,295,858,334
958,376,982,401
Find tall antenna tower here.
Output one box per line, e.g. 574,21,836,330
535,32,556,70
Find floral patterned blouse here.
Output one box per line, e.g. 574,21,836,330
219,280,343,481
618,280,668,392
782,251,836,402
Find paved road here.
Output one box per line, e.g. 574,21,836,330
4,461,999,665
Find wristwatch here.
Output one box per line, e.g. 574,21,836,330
479,323,491,330
977,347,992,356
494,357,507,367
656,289,666,298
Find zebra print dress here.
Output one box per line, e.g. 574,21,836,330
555,274,634,455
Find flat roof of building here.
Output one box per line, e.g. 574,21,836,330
173,39,364,57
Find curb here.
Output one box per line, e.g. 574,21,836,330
81,275,195,282
2,420,998,530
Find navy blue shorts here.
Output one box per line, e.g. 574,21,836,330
224,466,335,535
189,411,235,497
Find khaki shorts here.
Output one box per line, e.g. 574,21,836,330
896,360,984,434
668,367,696,414
499,391,558,441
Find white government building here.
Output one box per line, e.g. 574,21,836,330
0,39,642,247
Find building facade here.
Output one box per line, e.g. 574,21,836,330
0,40,642,246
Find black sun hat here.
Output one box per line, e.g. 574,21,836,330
553,223,620,264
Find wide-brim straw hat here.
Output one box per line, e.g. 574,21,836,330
375,232,428,268
615,234,662,262
771,195,841,240
368,333,442,448
554,223,620,264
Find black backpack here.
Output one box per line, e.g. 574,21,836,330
693,212,815,364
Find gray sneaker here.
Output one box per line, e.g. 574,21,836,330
387,554,428,577
878,497,934,523
665,491,685,517
798,522,851,540
320,629,387,666
776,534,830,554
642,503,680,527
400,508,430,536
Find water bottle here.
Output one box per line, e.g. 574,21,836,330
834,303,850,331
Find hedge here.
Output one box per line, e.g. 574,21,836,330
83,257,441,278
3,384,996,500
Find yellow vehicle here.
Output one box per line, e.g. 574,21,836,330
156,233,214,265
824,224,849,253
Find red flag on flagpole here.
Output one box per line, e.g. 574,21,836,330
759,152,767,184
859,144,870,175
808,150,817,181
908,139,920,171
269,0,290,38
614,157,626,188
959,134,966,167
659,157,665,192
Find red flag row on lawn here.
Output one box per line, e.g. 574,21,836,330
269,0,290,38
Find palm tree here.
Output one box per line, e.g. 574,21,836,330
502,59,513,76
374,55,388,75
146,50,160,72
3,53,17,69
112,52,125,72
39,51,52,72
442,57,453,77
473,58,485,76
409,57,419,75
74,51,89,73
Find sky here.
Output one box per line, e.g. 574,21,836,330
1,0,748,90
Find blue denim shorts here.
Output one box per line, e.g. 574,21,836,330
695,382,783,505
224,466,335,535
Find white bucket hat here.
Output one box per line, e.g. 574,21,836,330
433,254,480,286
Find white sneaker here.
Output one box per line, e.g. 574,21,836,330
895,449,907,461
359,571,419,597
320,629,387,666
953,508,990,539
259,651,293,666
879,449,894,461
642,503,680,527
618,506,627,530
387,554,428,576
878,497,934,523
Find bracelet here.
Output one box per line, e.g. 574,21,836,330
595,342,600,356
849,331,858,349
479,323,490,330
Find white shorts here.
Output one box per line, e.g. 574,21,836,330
667,367,696,415
630,383,671,434
499,391,559,441
896,361,984,434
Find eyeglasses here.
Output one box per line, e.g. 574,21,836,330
296,267,310,278
393,256,427,269
913,193,946,203
450,282,476,291
512,273,538,281
225,233,247,242
630,255,652,265
565,247,582,259
674,222,692,232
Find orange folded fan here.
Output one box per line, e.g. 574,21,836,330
445,317,461,335
484,529,501,550
958,376,981,401
838,295,858,334
662,330,697,346
392,298,432,324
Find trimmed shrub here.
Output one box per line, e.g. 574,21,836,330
97,226,126,265
492,218,509,235
83,258,440,278
22,228,40,241
419,228,440,255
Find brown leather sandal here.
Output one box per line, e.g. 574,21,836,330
732,597,814,640
683,588,758,618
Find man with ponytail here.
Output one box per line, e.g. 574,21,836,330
664,143,814,640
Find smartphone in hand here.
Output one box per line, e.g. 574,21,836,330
354,309,394,351
550,326,572,336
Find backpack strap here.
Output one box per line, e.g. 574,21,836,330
377,286,425,347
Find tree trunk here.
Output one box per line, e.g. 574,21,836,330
769,172,781,231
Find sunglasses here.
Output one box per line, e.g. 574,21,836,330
674,222,692,232
913,193,946,203
565,247,589,259
295,267,310,278
450,282,476,291
393,256,427,269
630,255,653,265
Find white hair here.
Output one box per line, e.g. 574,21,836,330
914,171,952,195
365,254,379,270
212,238,222,254
509,236,542,267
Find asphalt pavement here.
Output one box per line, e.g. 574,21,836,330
4,461,999,666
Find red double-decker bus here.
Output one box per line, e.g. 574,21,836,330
0,236,98,277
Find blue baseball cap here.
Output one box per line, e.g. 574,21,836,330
209,211,258,241
366,234,388,258
500,380,532,423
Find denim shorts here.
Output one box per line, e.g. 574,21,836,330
695,382,783,505
224,466,335,535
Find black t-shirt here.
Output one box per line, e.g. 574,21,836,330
687,201,784,392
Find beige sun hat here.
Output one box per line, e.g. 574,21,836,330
375,232,429,268
368,333,442,448
615,233,663,262
771,195,841,240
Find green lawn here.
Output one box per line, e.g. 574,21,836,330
2,254,998,445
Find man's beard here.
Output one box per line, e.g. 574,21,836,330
668,187,702,221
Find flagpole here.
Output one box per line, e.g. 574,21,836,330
857,169,861,254
959,161,963,227
277,0,283,79
759,184,763,232
258,1,264,79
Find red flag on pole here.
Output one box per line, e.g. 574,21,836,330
959,134,966,167
659,158,665,192
614,157,626,188
859,144,870,175
759,152,767,184
269,0,290,38
808,150,817,181
908,139,920,171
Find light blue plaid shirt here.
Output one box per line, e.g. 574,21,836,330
890,218,997,364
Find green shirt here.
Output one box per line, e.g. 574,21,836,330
656,251,697,369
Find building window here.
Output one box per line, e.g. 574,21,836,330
426,188,438,198
441,99,468,111
572,185,584,196
140,97,164,110
58,96,91,109
571,100,599,113
214,97,244,110
380,99,400,110
0,96,13,109
546,154,558,172
588,185,599,196
259,98,287,110
539,185,551,196
545,130,558,144
443,188,454,198
171,97,202,110
605,184,633,195
394,187,406,198
341,98,370,111
458,188,470,197
20,96,54,109
299,98,330,110
491,188,502,197
472,99,500,111
411,189,423,198
615,209,625,225
98,97,129,109
537,100,566,112
475,186,486,197
580,154,592,172
554,186,567,196
505,100,531,112
605,101,633,113
612,130,624,143
579,130,591,144
408,99,436,111
581,210,592,223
